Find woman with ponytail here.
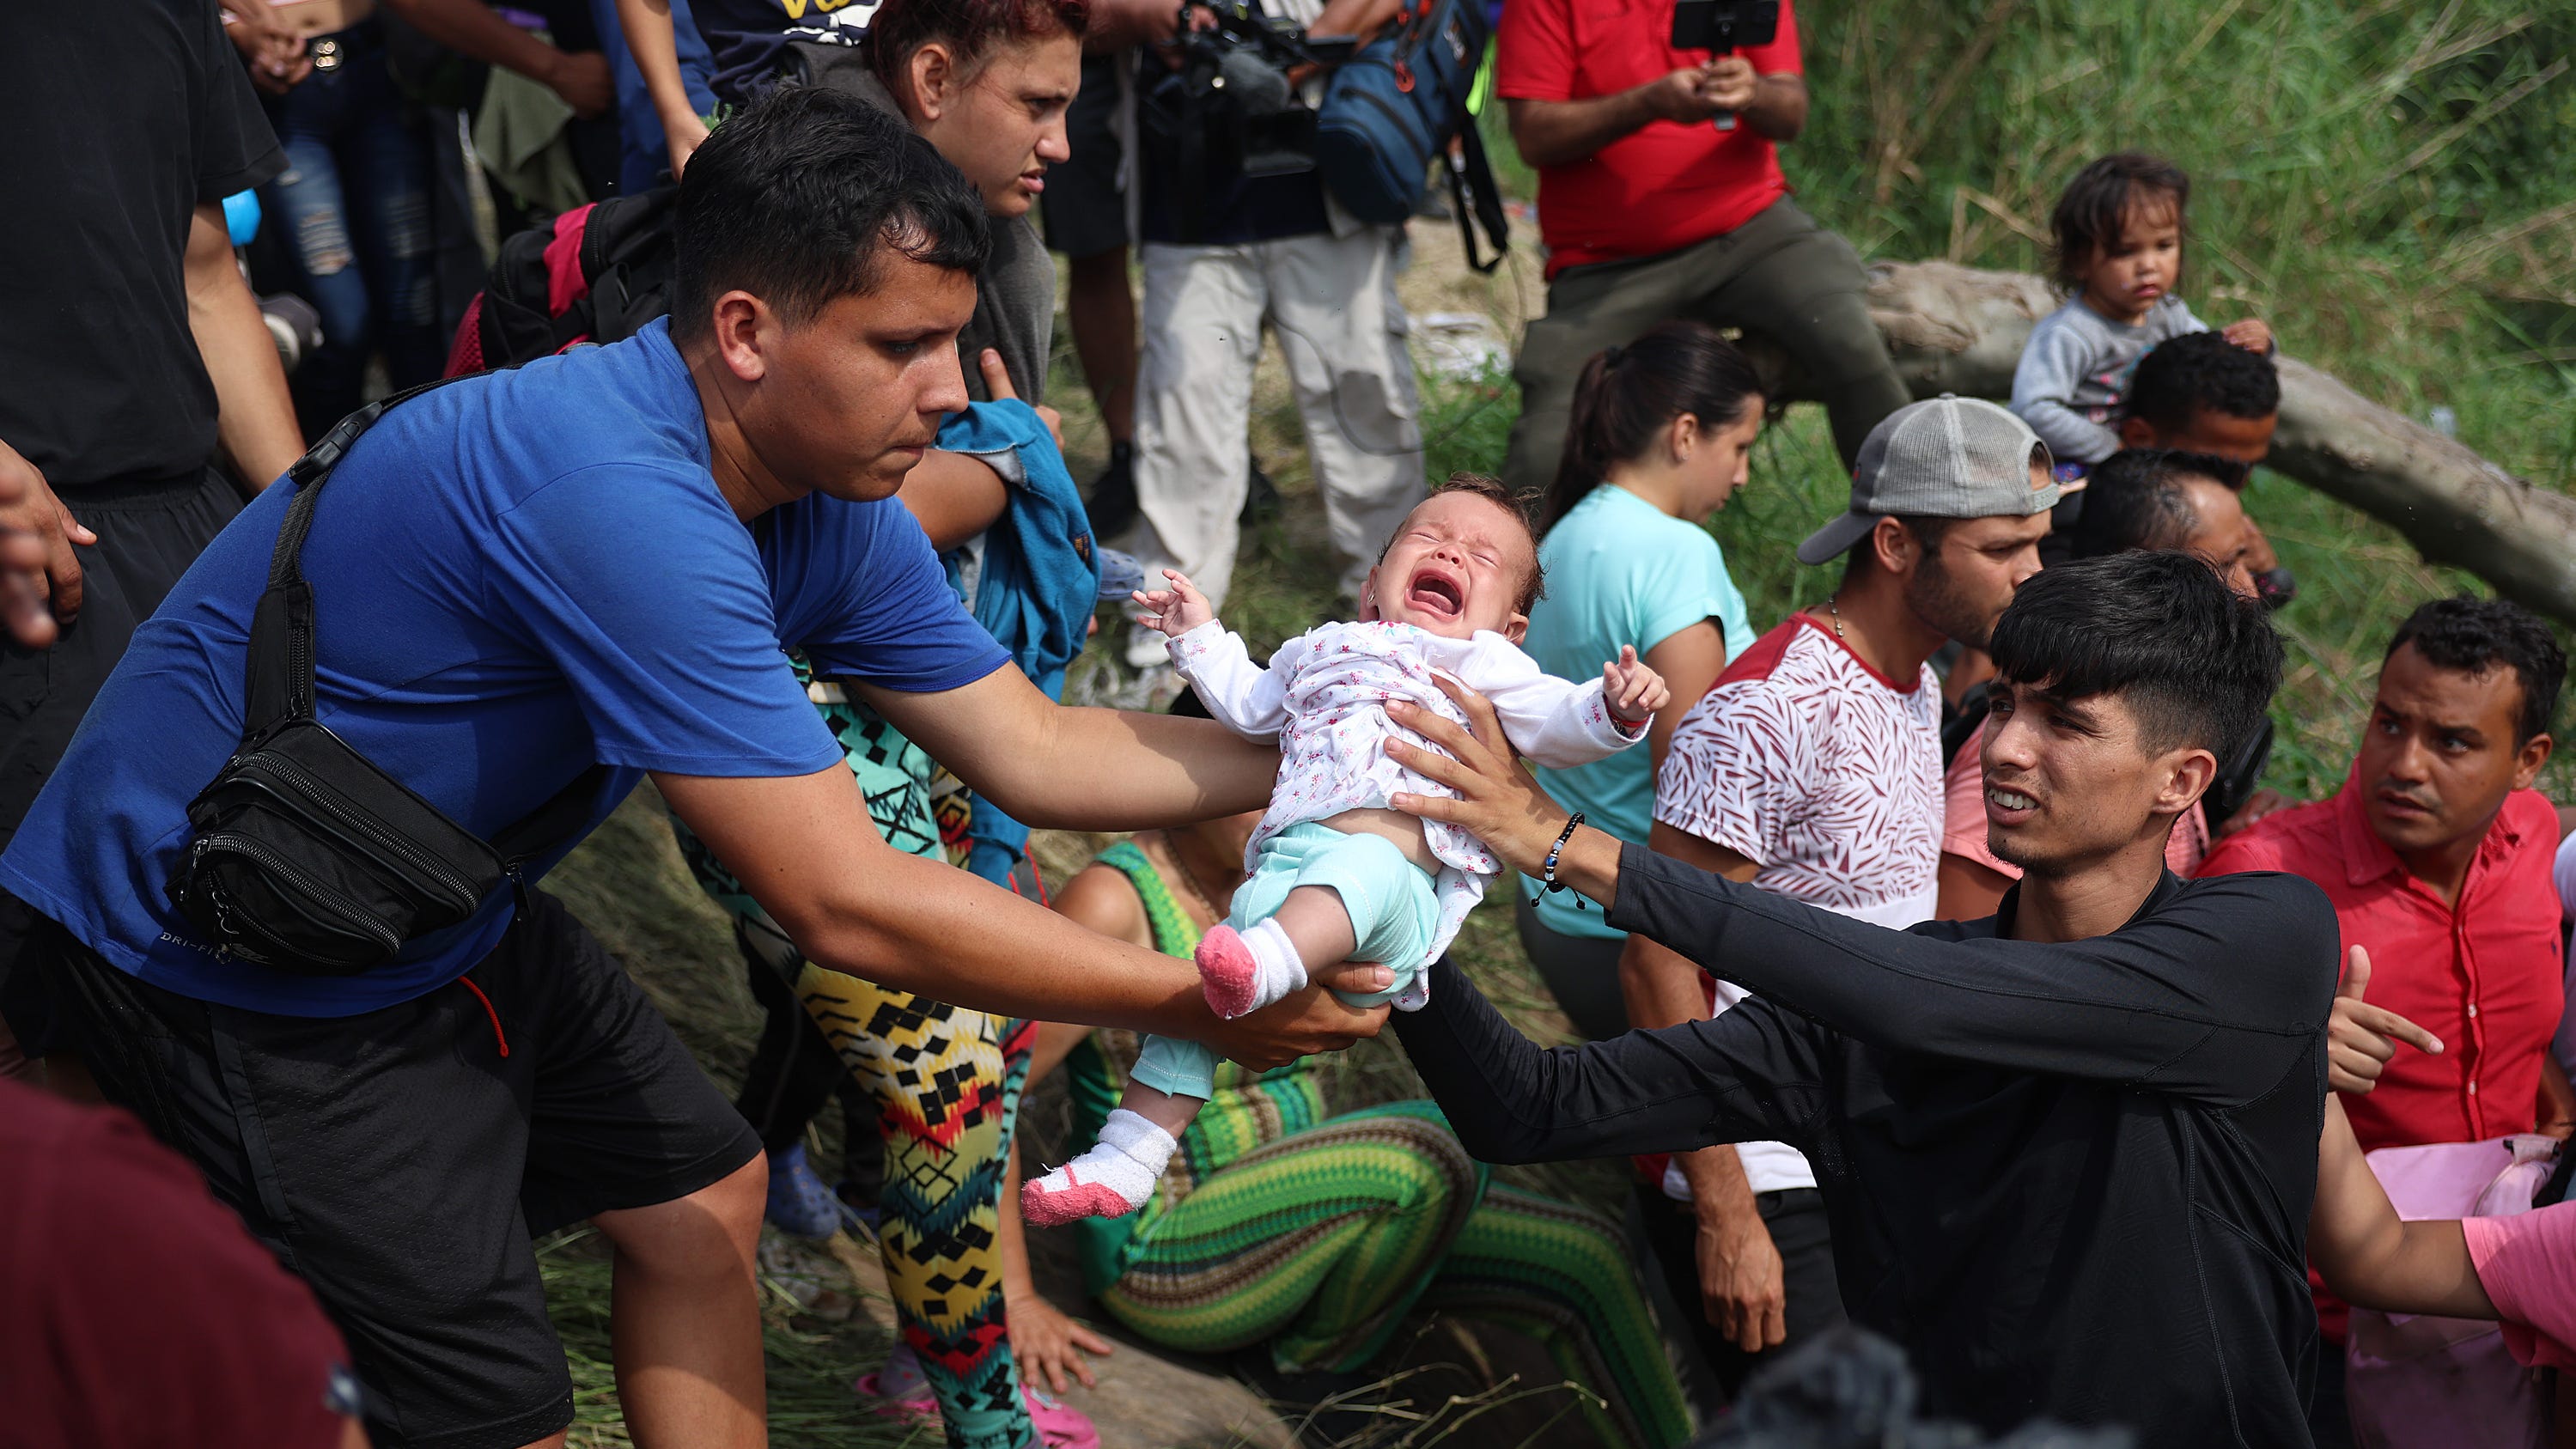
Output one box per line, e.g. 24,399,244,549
1515,321,1764,1041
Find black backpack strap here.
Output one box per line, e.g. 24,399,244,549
242,379,469,738
2201,715,2275,831
541,295,600,357
489,763,612,867
1447,107,1509,275
237,375,610,874
1940,680,1994,764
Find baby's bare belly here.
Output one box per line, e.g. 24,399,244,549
1322,807,1443,874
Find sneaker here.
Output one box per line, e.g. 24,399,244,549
756,1233,856,1319
1093,546,1147,603
1122,621,1169,672
1025,1385,1105,1449
1087,441,1137,539
764,1143,843,1241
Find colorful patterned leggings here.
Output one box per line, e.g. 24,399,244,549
687,686,1038,1449
729,909,1036,1449
1099,1099,1693,1448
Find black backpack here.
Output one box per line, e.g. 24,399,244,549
445,187,679,375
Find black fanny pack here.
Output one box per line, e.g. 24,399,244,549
167,386,605,975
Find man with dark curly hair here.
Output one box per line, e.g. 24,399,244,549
2199,594,2573,1447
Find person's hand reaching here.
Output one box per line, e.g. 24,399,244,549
2326,945,2444,1095
662,110,712,177
978,349,1063,451
1604,645,1669,729
545,50,617,119
1385,677,1574,879
1203,964,1392,1068
1003,1283,1113,1394
0,438,96,649
1133,569,1216,638
2222,319,2275,355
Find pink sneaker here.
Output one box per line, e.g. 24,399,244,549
1022,1166,1143,1227
1195,923,1262,1019
1025,1385,1104,1449
855,1367,1101,1449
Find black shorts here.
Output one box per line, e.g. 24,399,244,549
1040,50,1130,259
23,890,761,1449
0,465,246,1023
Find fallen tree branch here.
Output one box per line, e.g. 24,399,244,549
1745,259,2576,624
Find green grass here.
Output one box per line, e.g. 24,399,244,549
542,1229,923,1449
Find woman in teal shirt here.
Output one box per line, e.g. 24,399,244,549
1515,322,1765,1039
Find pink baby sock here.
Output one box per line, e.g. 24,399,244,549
1196,918,1308,1019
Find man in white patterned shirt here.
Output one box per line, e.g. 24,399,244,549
1618,397,2059,1399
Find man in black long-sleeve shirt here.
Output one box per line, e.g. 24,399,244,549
1381,551,2338,1446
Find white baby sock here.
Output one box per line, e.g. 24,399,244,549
1238,917,1311,1012
1022,1108,1179,1224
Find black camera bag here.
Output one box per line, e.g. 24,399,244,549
167,385,606,975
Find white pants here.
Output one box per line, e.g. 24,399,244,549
1130,228,1428,626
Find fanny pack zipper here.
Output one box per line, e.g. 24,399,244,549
192,832,406,959
228,750,483,915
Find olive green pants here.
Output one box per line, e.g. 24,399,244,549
1501,198,1911,493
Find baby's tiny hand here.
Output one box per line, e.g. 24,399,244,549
1604,646,1669,728
1132,569,1218,638
2221,318,2274,356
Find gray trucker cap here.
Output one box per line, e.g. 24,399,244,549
1795,396,2065,565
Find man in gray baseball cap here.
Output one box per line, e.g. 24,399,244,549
1796,393,2067,566
1617,395,2061,1392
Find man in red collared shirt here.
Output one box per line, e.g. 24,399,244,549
2198,594,2572,1444
1493,0,1909,496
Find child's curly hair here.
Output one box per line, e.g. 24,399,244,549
2049,152,2191,288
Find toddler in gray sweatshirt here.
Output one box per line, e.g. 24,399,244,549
2011,153,2273,467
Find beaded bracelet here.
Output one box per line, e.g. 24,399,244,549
1538,813,1586,909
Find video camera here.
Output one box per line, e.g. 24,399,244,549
1668,0,1780,131
1140,0,1356,239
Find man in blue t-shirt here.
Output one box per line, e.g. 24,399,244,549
0,88,1386,1449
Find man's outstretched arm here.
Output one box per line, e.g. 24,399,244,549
1385,682,2337,1105
856,665,1280,831
658,765,1388,1067
1392,953,1815,1166
2310,1095,2494,1318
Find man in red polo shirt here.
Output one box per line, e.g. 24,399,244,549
1493,0,1910,496
2197,594,2576,1446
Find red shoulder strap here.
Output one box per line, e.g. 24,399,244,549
543,204,599,318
